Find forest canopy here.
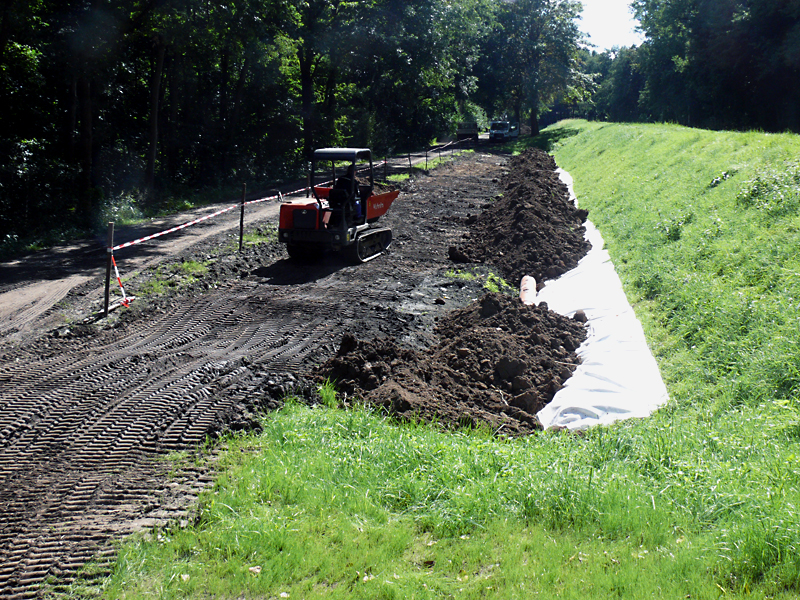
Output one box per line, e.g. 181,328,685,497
579,0,800,132
0,0,585,242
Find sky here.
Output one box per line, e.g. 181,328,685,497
578,0,645,52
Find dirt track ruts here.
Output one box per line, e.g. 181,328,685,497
0,276,419,595
0,150,506,597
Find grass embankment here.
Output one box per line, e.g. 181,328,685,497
72,122,800,599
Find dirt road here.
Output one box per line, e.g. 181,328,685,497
0,148,589,597
0,192,285,343
0,149,466,344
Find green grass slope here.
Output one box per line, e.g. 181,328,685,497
545,120,800,411
68,122,800,600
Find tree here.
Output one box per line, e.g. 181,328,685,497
632,0,800,132
604,46,644,122
475,0,584,135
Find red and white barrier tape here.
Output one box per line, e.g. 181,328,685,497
111,254,130,307
111,185,319,253
112,204,237,252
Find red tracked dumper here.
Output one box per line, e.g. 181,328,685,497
278,148,400,263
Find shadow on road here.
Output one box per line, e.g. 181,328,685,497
251,255,352,285
0,222,214,290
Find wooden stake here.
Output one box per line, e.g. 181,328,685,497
104,222,114,317
239,183,246,253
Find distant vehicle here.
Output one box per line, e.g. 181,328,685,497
456,121,480,141
489,120,519,142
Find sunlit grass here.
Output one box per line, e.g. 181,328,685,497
483,272,516,295
92,400,800,599
445,268,477,280
548,120,800,410
136,259,211,297
241,224,278,247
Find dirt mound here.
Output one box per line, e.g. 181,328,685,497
316,292,587,434
317,148,593,433
450,147,590,286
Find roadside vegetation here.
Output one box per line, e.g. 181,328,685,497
386,149,475,184
62,121,800,599
137,260,212,298
240,225,278,249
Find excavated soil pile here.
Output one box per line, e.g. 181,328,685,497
317,291,587,435
450,147,591,286
320,293,586,434
318,147,592,433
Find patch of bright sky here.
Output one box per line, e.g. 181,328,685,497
579,0,645,52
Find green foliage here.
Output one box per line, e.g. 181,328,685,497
241,225,278,247
96,192,146,228
483,272,515,295
317,378,339,409
736,162,800,220
178,261,208,276
445,267,514,293
137,259,211,297
474,0,583,133
580,0,800,133
445,269,477,281
1,0,505,244
654,207,694,241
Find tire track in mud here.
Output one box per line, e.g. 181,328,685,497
0,277,398,597
0,151,507,597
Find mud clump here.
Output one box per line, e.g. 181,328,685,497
316,292,587,434
450,147,590,286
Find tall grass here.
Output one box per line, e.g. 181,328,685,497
76,121,800,599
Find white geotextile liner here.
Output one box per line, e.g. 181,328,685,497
522,169,669,430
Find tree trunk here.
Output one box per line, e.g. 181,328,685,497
66,74,78,158
221,50,250,176
529,87,540,136
145,38,166,191
229,52,251,136
166,55,180,178
299,46,315,161
322,64,337,143
78,74,93,218
530,112,540,137
220,45,230,126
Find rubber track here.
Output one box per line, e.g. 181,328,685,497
0,279,395,597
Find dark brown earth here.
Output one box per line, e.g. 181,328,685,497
0,147,590,597
450,149,591,285
316,148,589,435
318,293,586,435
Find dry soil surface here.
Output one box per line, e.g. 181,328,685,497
0,147,590,597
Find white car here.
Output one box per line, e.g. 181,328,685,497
489,121,519,142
